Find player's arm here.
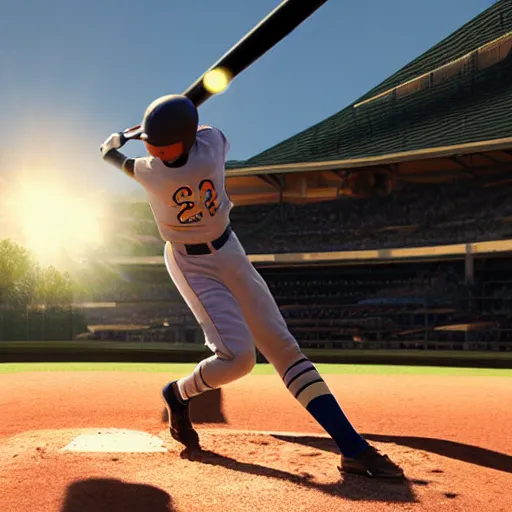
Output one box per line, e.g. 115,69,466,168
100,133,135,177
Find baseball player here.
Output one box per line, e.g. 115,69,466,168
100,95,404,479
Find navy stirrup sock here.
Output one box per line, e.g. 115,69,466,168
282,358,369,458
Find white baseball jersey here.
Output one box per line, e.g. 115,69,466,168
108,114,364,461
132,123,303,407
133,126,233,244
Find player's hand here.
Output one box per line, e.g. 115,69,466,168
100,132,126,158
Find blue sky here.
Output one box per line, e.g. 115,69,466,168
0,0,495,194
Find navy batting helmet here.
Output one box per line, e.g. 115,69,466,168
141,95,198,162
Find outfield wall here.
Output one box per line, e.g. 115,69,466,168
1,341,511,369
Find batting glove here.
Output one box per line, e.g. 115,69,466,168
100,132,127,158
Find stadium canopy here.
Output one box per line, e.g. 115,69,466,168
225,1,512,205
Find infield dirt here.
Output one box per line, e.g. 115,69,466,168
0,371,511,511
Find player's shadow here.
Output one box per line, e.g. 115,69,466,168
59,478,174,512
161,388,227,424
271,433,512,474
194,448,417,503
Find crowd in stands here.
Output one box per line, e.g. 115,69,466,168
84,281,179,303
56,178,512,350
99,179,512,257
69,256,512,351
232,180,512,253
73,265,181,303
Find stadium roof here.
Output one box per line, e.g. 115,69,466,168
225,0,512,175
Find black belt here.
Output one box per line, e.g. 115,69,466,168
184,224,232,255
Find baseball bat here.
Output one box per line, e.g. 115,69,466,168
123,0,329,140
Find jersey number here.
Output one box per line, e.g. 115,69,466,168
172,180,219,224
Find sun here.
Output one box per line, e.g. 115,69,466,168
2,182,107,266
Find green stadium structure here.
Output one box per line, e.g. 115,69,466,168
226,0,512,171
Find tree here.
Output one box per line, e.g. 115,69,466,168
0,239,35,307
0,239,75,308
33,266,74,308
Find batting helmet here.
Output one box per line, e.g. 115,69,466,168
140,95,199,162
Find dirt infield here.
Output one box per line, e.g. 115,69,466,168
1,371,511,511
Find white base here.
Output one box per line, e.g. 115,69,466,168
61,428,168,453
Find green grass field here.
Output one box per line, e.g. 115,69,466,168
1,362,511,377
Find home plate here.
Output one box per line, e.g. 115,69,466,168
61,428,167,453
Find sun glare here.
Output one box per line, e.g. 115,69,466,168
2,182,106,266
203,67,232,94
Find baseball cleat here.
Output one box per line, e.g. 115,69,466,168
162,381,200,452
340,445,405,479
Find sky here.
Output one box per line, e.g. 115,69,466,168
0,0,496,196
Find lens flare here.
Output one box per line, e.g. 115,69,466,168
202,67,232,94
1,181,107,267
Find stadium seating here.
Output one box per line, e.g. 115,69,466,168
69,254,511,351
39,180,512,351
99,180,512,257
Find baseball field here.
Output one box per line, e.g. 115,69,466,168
1,362,511,512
